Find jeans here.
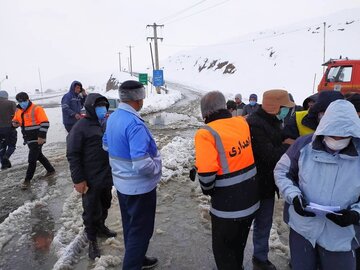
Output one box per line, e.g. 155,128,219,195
290,228,355,270
118,188,156,270
253,197,275,261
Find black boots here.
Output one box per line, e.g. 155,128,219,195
97,224,117,238
142,256,158,269
88,240,101,260
1,156,11,170
252,257,277,270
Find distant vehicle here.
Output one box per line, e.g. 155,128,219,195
80,97,119,117
318,58,360,95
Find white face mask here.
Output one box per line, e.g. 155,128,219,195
323,136,351,151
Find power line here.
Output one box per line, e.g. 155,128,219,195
165,0,232,25
158,0,209,24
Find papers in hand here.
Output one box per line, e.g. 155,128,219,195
305,202,342,216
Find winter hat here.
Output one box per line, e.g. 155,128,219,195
0,90,8,99
15,92,29,102
249,94,258,101
347,93,360,112
94,97,109,108
226,100,237,110
262,89,295,114
201,91,226,119
235,93,242,100
309,91,344,115
119,80,146,102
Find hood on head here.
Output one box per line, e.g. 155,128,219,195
302,93,318,110
315,100,360,138
69,80,83,94
84,93,109,119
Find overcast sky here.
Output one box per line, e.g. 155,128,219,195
1,0,359,91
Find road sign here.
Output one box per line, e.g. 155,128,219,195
153,70,164,87
139,73,148,85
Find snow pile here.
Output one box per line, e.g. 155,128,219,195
160,136,194,182
52,191,85,269
92,255,121,270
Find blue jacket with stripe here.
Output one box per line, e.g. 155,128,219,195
103,103,162,195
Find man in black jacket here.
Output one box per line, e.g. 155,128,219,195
247,89,295,270
66,93,116,260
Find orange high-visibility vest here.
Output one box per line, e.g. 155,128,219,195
195,116,259,219
13,102,49,144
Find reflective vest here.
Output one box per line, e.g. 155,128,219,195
13,102,49,144
295,111,314,136
195,116,259,219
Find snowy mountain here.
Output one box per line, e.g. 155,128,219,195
162,8,360,104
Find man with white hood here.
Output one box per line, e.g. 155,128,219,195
275,99,360,270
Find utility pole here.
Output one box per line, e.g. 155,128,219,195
127,45,134,76
38,68,43,95
0,75,8,90
323,22,326,74
147,23,164,94
118,52,122,73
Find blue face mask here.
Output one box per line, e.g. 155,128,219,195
95,106,107,120
249,101,256,106
19,101,29,109
276,107,290,120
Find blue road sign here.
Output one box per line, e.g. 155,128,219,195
153,70,164,87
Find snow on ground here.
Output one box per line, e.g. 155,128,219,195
162,8,360,104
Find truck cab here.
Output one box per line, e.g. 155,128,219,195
318,59,360,95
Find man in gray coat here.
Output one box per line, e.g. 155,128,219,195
0,90,17,169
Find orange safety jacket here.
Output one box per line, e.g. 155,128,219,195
12,102,50,144
195,116,259,219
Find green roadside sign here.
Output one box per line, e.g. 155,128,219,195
139,73,148,85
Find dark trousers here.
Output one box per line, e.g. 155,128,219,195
211,215,254,270
64,124,74,133
0,127,17,161
25,143,54,181
82,185,112,241
290,228,355,270
118,188,156,270
253,197,275,261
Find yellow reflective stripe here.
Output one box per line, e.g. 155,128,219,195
30,105,37,126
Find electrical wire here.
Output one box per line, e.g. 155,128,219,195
158,0,209,24
164,0,232,25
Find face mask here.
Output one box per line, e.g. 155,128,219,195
249,101,256,106
95,106,107,120
19,101,29,109
323,136,351,151
276,107,290,121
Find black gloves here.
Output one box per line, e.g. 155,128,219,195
326,210,360,227
189,167,197,182
292,195,316,217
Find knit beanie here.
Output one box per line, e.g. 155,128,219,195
119,80,146,102
0,90,8,99
235,93,242,100
262,89,295,114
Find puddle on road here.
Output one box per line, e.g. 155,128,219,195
148,112,201,128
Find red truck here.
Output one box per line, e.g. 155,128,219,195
318,59,360,95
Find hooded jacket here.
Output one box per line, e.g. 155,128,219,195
66,93,112,188
275,100,360,252
61,81,86,126
0,97,16,128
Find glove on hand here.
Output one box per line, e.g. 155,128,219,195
326,209,360,227
293,195,316,217
189,167,197,182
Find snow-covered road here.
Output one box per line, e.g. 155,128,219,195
0,81,291,270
